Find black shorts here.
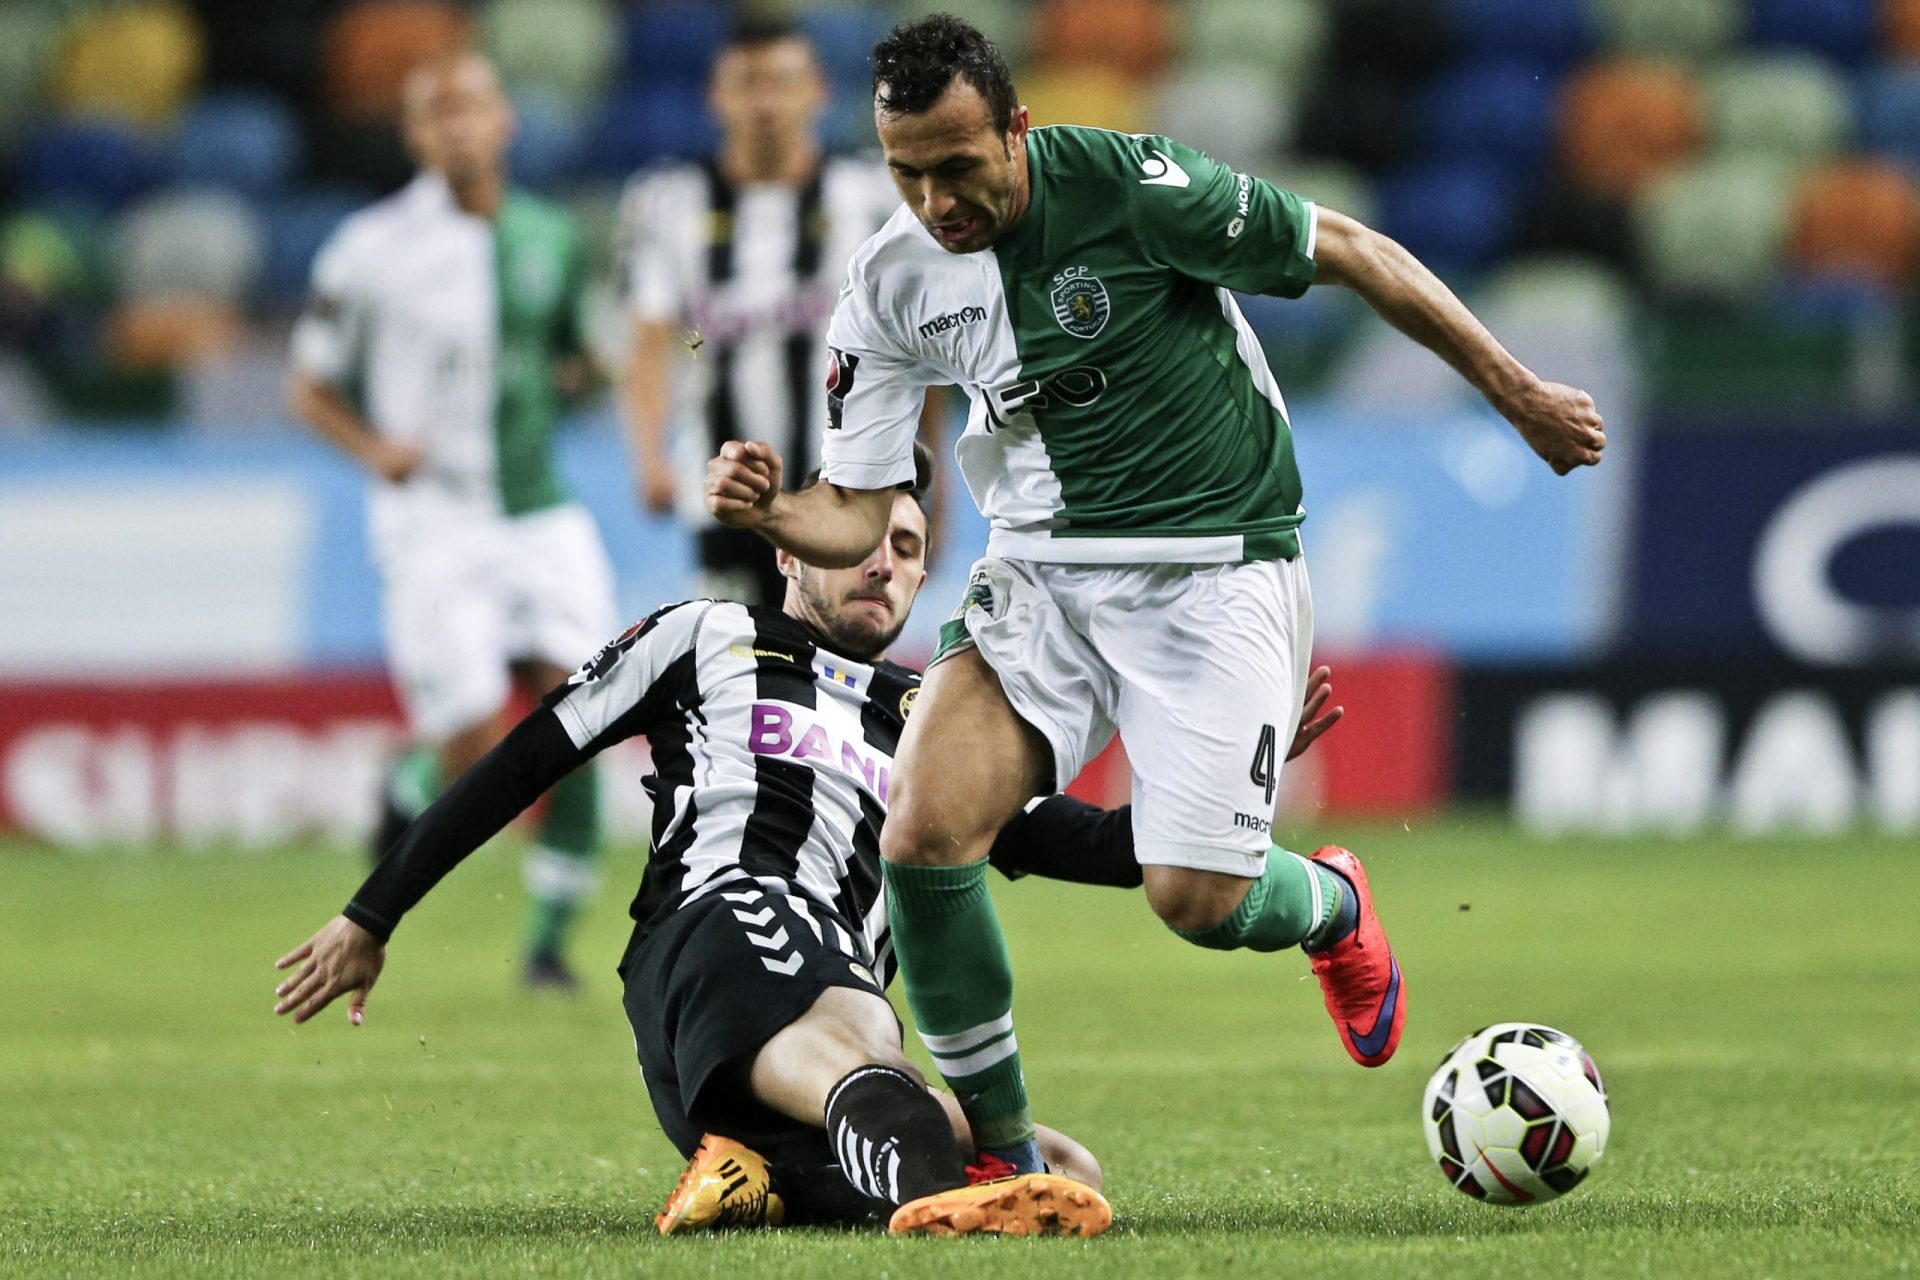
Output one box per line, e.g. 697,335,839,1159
620,885,893,1226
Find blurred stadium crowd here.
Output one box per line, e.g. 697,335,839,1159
3,0,1920,430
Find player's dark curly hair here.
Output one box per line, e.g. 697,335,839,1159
871,13,1018,134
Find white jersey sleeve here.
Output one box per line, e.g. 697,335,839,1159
622,169,689,324
546,601,712,751
288,219,371,385
817,244,937,492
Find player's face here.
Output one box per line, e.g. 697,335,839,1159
782,494,929,661
403,55,514,185
709,38,826,158
877,80,1030,254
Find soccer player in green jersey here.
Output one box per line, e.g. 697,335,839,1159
705,14,1606,1200
289,52,616,988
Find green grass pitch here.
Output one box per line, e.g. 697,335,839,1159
3,820,1915,1277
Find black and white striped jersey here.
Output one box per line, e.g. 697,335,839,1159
621,156,900,519
342,602,1143,984
553,598,915,978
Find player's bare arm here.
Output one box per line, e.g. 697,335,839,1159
287,369,423,484
273,915,385,1025
704,440,894,568
624,318,680,513
1310,207,1606,476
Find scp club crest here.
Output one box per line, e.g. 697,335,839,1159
825,347,860,429
1050,269,1110,339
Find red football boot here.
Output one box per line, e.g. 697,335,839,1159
1306,845,1405,1067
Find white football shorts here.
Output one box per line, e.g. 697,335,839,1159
935,554,1314,878
379,503,618,741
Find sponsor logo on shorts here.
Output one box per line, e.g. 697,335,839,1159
917,305,986,339
1233,811,1273,833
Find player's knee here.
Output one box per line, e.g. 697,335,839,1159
879,784,975,868
1143,865,1251,932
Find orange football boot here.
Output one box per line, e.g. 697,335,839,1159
1306,845,1406,1067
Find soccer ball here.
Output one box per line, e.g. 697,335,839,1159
1422,1022,1609,1205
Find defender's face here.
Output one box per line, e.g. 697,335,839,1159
877,81,1028,254
709,37,825,151
404,55,513,184
783,493,929,660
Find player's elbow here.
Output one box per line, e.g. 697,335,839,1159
1311,209,1399,290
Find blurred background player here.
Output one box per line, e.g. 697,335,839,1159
287,50,615,989
619,13,930,607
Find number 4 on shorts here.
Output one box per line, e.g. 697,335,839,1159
1250,724,1277,806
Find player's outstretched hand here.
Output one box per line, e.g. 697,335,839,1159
1288,665,1345,762
273,915,385,1026
1500,380,1606,476
704,440,784,528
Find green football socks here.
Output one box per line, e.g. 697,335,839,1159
1172,847,1346,953
883,858,1036,1151
525,763,600,958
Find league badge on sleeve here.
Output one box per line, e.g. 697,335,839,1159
825,347,860,429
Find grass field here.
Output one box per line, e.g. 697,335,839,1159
3,819,1916,1277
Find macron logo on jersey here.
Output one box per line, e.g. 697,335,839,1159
1138,148,1191,189
917,305,986,339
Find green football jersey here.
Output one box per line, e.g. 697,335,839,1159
819,125,1320,562
292,175,591,519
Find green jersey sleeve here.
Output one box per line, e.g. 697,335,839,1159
1125,134,1319,299
553,218,590,361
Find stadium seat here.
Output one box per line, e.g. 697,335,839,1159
115,189,265,303
0,3,62,145
1635,156,1799,300
1178,0,1328,91
589,85,719,174
1154,64,1296,170
1514,182,1636,270
50,2,205,127
105,295,240,370
1018,66,1147,134
621,1,727,90
1441,0,1592,67
1705,55,1851,164
16,119,163,210
1556,59,1705,198
1591,0,1742,60
802,7,896,96
1375,161,1522,272
482,0,619,106
2,211,92,302
171,93,303,197
323,0,470,122
1423,60,1559,175
1297,72,1420,170
1747,0,1877,63
259,190,367,303
1857,66,1920,171
1033,0,1172,80
1325,0,1456,79
507,91,586,192
1888,0,1920,59
1788,161,1920,285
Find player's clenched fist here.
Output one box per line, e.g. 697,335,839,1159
1501,380,1607,476
705,440,785,529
